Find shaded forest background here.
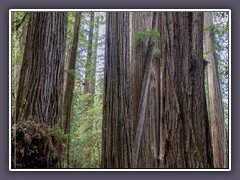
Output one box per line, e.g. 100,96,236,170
11,11,229,169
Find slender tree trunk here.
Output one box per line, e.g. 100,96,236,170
89,12,100,96
63,12,81,168
64,13,76,100
81,12,100,166
89,12,101,165
15,12,67,125
204,12,226,168
12,18,27,122
101,12,132,168
159,12,213,168
83,12,95,96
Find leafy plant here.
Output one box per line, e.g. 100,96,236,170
133,26,160,47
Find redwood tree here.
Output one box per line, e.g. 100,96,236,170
159,12,213,168
13,12,67,168
15,12,67,125
101,12,133,168
102,12,213,169
131,12,160,168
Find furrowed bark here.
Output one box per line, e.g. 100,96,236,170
15,12,67,125
101,12,132,168
159,12,213,168
132,12,159,168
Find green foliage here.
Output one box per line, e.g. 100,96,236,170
133,27,160,57
133,26,160,47
68,93,102,168
203,24,215,33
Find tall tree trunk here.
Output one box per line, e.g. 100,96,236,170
63,12,81,168
12,12,67,168
88,12,101,166
62,14,75,130
82,12,100,167
15,12,67,125
12,15,27,122
159,12,213,168
129,12,161,168
204,12,226,168
83,12,95,96
89,12,100,96
101,12,133,168
132,12,159,168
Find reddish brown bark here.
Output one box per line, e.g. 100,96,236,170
15,12,67,126
101,12,133,168
159,12,213,168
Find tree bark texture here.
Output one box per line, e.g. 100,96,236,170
204,12,226,168
131,12,160,168
159,12,213,168
102,12,213,169
15,12,67,126
101,12,133,168
63,12,81,167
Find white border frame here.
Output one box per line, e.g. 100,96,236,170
9,9,231,171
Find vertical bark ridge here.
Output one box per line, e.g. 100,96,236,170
15,12,67,125
159,12,213,168
101,12,132,168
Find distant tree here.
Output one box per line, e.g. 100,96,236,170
63,12,81,168
83,12,95,97
204,12,226,168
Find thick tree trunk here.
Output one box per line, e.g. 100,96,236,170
159,12,213,168
13,12,67,168
101,12,133,168
204,12,226,168
15,12,67,125
102,12,213,169
130,12,161,168
63,12,81,168
132,12,159,168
